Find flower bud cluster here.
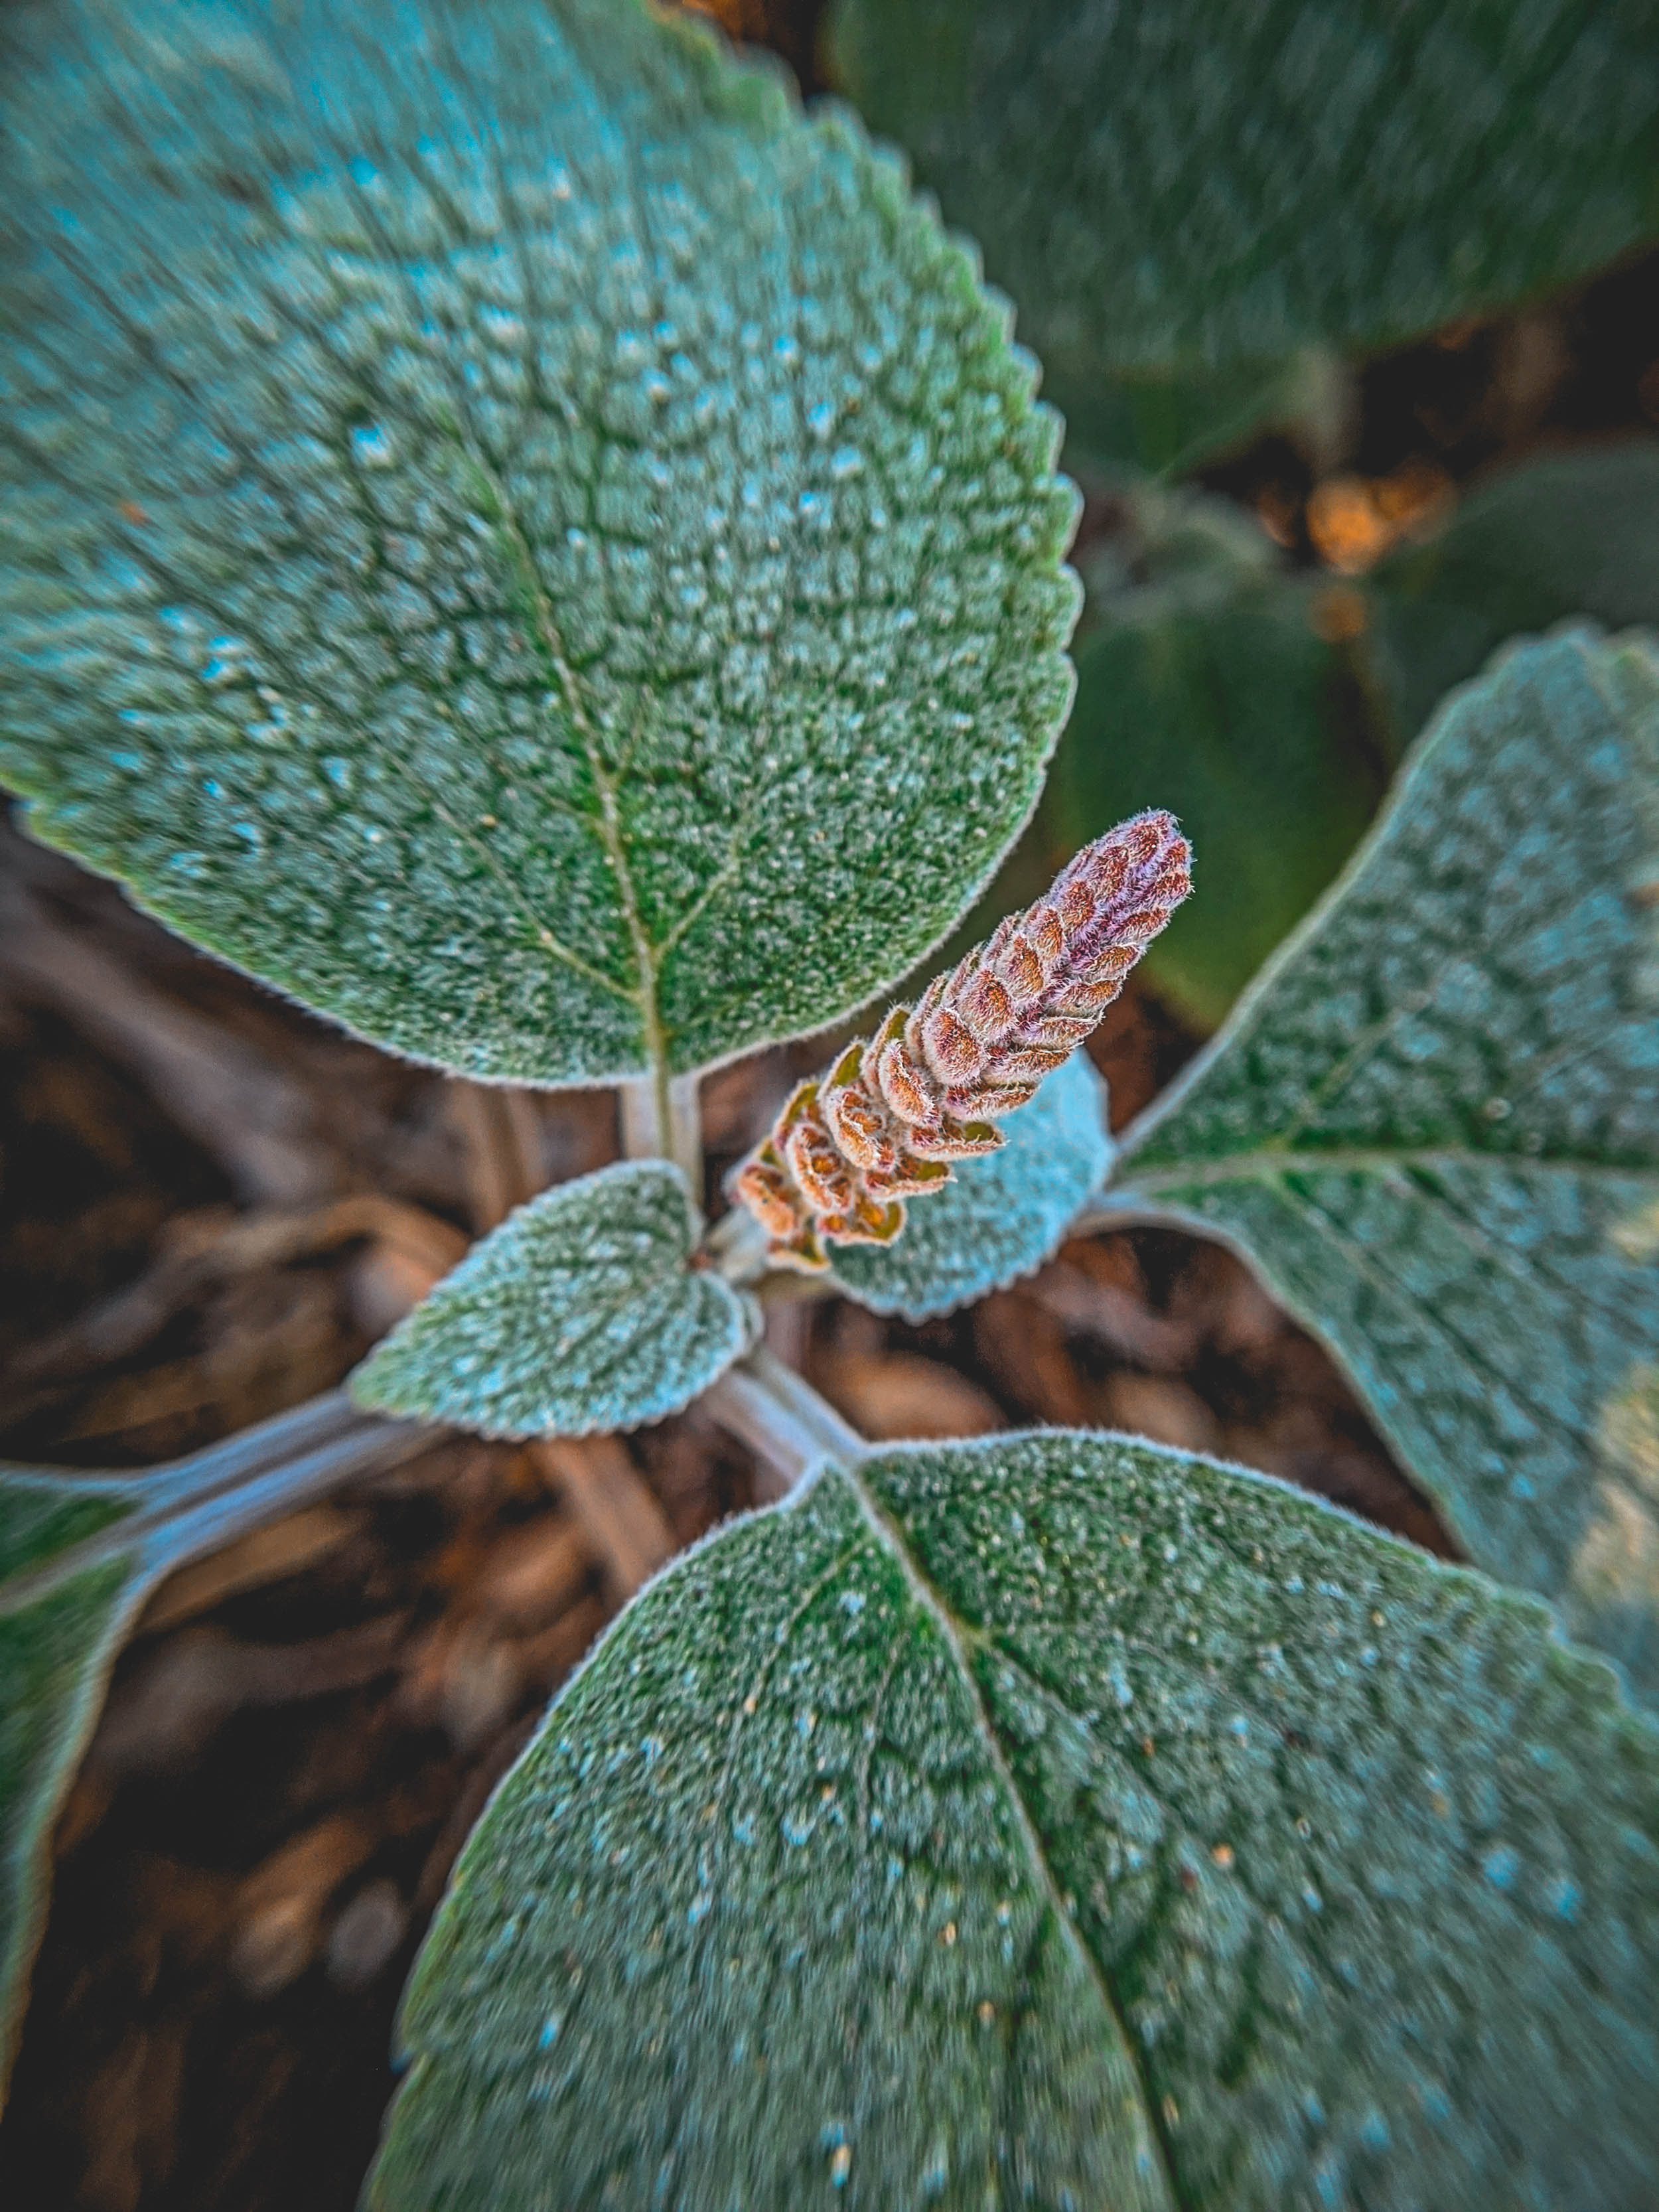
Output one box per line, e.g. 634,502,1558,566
731,810,1192,1268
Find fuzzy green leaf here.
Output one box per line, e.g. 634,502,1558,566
0,0,1079,1088
372,1430,1659,2212
1372,441,1659,749
352,1161,751,1437
1050,577,1382,1030
831,0,1659,437
830,1047,1112,1320
0,1474,146,2102
1102,629,1659,1709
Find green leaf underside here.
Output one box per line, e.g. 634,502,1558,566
374,1431,1659,2212
350,1161,749,1437
832,0,1659,412
1052,583,1381,1030
0,0,1079,1088
830,1049,1112,1320
1372,441,1659,751
1,1475,145,2101
1104,630,1659,1708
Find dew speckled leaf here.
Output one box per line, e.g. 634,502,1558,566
351,1161,751,1437
1,1473,145,2103
372,1430,1659,2212
0,0,1080,1087
1102,629,1659,1709
1372,440,1659,750
830,1047,1112,1319
832,0,1659,412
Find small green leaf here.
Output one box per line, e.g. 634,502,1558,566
372,1430,1659,2212
0,0,1079,1088
832,0,1659,423
1050,573,1382,1029
830,1047,1111,1319
1372,440,1659,748
1103,629,1659,1708
1,1475,145,2102
352,1161,751,1438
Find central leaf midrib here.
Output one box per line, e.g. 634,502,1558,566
841,1463,1189,2212
470,459,675,1124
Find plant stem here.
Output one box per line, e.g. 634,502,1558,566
618,1069,705,1203
703,1201,772,1284
137,1412,433,1588
1,1393,434,1613
702,1346,867,1501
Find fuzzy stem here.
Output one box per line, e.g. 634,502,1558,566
666,1072,705,1207
704,1201,772,1284
1,1394,433,1615
618,1070,705,1201
135,1414,433,1589
702,1347,867,1501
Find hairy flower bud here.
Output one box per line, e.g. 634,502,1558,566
730,810,1192,1268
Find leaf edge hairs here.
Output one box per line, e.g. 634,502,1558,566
733,810,1191,1266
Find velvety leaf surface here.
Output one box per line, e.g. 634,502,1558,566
830,1047,1112,1319
1103,630,1659,1708
351,1161,751,1436
0,1475,145,2102
1050,581,1382,1029
833,0,1659,411
0,0,1079,1087
373,1430,1659,2212
1372,441,1659,749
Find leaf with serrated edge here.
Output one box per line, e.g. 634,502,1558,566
1,1476,147,2102
830,1047,1111,1320
372,1430,1659,2212
0,0,1078,1088
1100,628,1659,1710
352,1161,751,1438
1372,440,1659,751
833,0,1659,411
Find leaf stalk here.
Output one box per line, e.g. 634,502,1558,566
701,1347,867,1499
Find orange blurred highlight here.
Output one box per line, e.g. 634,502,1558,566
1307,583,1369,643
1307,459,1454,574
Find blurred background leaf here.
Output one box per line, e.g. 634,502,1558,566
826,0,1659,1037
1369,437,1659,744
1043,484,1385,1029
831,0,1659,470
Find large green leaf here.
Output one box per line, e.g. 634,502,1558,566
352,1161,753,1436
1050,575,1382,1030
1371,440,1659,749
372,1429,1659,2211
0,0,1079,1089
830,1047,1112,1321
832,0,1659,432
1100,629,1659,1709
